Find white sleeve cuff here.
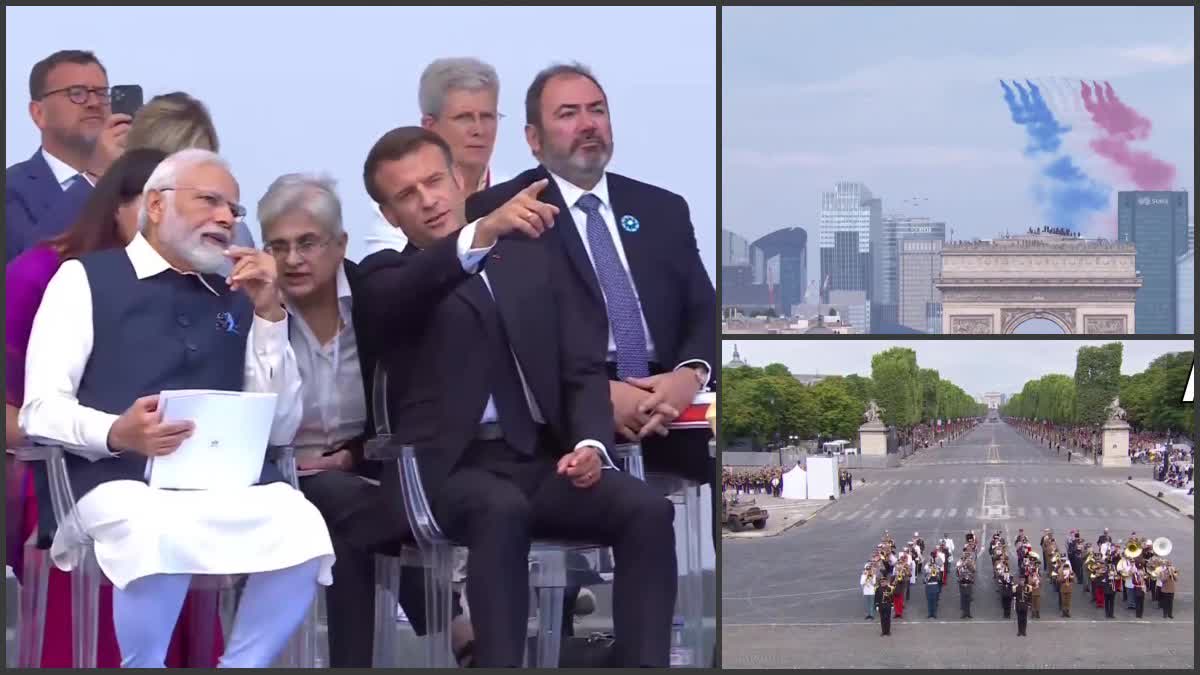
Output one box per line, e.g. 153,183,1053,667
457,220,494,273
674,359,712,389
575,439,618,470
251,312,288,362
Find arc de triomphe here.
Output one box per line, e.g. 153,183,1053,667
936,234,1141,334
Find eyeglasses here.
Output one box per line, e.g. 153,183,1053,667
264,234,335,261
159,187,247,220
446,111,504,130
38,85,111,105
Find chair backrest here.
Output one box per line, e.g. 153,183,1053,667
373,360,391,438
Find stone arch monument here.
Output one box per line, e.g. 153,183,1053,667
936,234,1141,334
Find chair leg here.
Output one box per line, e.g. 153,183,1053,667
18,543,50,667
422,545,454,668
530,586,565,668
71,551,102,668
372,555,401,666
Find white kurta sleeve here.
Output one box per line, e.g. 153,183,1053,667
244,313,303,445
19,260,118,460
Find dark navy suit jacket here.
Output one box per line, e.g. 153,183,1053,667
6,150,93,263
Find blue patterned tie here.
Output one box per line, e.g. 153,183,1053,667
576,193,649,379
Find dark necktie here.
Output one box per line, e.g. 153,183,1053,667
575,193,648,379
477,278,538,454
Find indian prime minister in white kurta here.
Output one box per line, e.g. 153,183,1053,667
19,148,334,668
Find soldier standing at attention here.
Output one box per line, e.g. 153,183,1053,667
1015,579,1033,637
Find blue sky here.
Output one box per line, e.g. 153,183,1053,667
6,6,716,275
724,5,1194,287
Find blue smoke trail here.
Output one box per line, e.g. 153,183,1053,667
999,80,1109,231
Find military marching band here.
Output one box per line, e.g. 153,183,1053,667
859,526,1179,637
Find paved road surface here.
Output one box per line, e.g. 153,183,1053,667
722,419,1193,668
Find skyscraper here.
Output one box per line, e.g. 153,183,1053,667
1178,249,1194,334
1117,191,1189,334
754,227,808,317
878,216,946,332
899,237,945,333
819,183,877,311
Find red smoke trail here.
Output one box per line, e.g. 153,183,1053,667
1079,81,1176,190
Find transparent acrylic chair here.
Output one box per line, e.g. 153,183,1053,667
369,363,623,668
362,362,457,668
15,444,318,668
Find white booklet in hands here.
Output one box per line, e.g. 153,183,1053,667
148,390,278,490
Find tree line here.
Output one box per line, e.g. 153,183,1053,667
1002,343,1193,436
721,347,985,446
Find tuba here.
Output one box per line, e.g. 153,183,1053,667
1124,540,1142,560
1152,537,1172,557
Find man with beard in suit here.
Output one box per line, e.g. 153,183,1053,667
357,126,677,667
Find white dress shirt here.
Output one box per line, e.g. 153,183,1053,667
547,171,711,387
41,148,93,190
454,222,613,468
861,572,876,595
287,265,367,470
19,233,303,459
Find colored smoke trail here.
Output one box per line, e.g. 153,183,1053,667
1080,80,1176,190
999,79,1109,231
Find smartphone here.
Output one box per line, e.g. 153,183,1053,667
110,84,143,117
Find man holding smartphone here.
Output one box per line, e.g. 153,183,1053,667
6,50,132,262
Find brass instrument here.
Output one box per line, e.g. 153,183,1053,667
1152,537,1172,557
1124,540,1142,560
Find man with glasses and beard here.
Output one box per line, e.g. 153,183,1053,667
7,50,131,262
18,148,334,667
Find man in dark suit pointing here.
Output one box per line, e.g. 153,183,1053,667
358,126,677,667
467,63,717,486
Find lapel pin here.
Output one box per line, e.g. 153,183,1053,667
620,215,640,233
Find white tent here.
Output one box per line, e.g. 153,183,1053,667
781,464,807,499
806,456,838,500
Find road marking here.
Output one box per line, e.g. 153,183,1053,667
1164,510,1181,519
903,479,912,485
1065,507,1076,517
897,509,909,518
966,507,974,516
1146,508,1163,518
1055,478,1063,484
1020,478,1028,483
947,508,957,517
1032,506,1042,517
915,509,926,518
1129,508,1145,518
880,509,892,519
1097,507,1109,516
827,511,843,520
1048,507,1058,516
1114,508,1127,517
863,510,878,519
846,510,863,520
1016,506,1026,517
939,478,945,484
1081,507,1092,516
932,508,943,517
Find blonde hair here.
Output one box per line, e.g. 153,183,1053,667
127,92,220,153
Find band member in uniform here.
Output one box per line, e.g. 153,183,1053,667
957,556,975,619
999,564,1014,619
1158,560,1177,619
892,557,906,619
1058,560,1074,617
1131,560,1146,618
876,578,894,636
861,563,877,620
1029,568,1042,619
1040,529,1055,573
1015,579,1033,637
925,565,941,618
1103,550,1118,618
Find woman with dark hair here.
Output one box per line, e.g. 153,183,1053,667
6,148,222,667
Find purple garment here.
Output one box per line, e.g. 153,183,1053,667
5,244,61,407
